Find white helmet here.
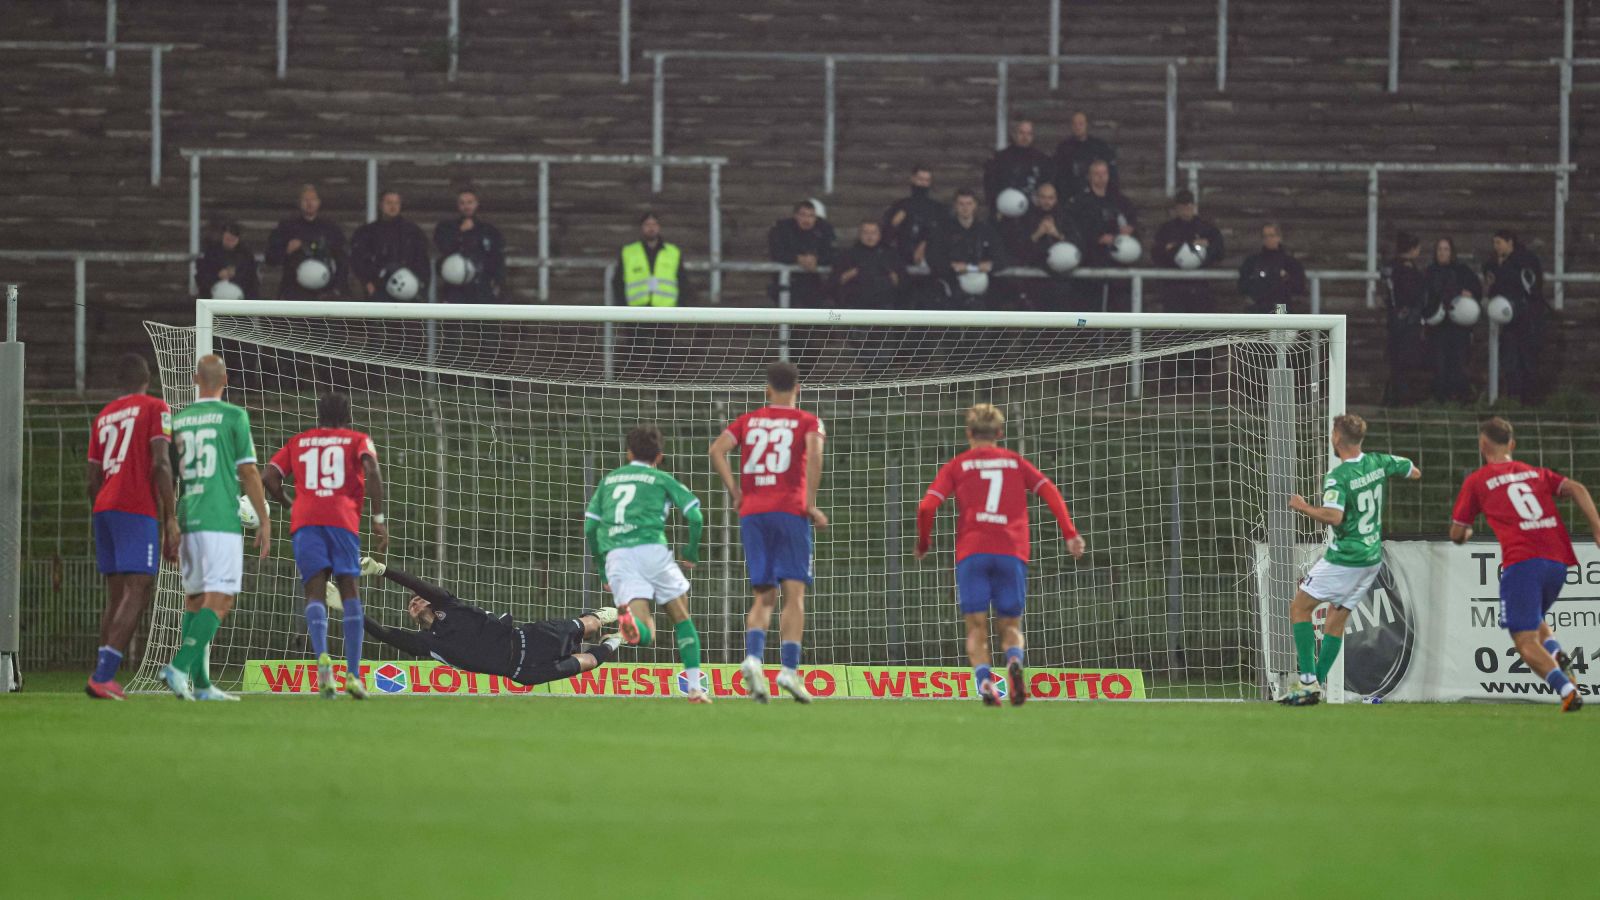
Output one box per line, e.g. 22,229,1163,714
995,188,1029,218
209,279,245,300
1449,295,1481,327
1174,242,1205,270
1112,234,1142,264
1424,303,1448,327
1486,295,1514,325
386,267,420,301
807,197,828,221
237,495,260,530
1046,241,1081,273
296,258,332,290
440,253,477,286
958,270,990,296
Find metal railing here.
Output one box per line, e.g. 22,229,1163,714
645,50,1187,196
0,40,182,186
1180,160,1577,308
0,250,192,392
179,147,730,300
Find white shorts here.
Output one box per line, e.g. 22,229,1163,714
180,531,244,596
1299,558,1381,610
605,544,690,606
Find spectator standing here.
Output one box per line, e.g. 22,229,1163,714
882,163,946,310
433,187,506,304
265,184,349,300
1423,237,1479,405
1237,223,1307,313
1482,230,1547,404
1152,189,1226,314
1381,231,1427,406
1053,111,1119,197
983,119,1053,218
351,191,432,302
610,212,692,308
195,220,261,300
1065,160,1139,310
929,189,1008,309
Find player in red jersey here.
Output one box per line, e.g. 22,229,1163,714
709,361,828,703
84,354,178,699
264,391,388,699
915,404,1084,707
1450,417,1600,712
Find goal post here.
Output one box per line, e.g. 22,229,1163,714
140,299,1346,701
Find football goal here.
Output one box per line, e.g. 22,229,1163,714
137,300,1346,701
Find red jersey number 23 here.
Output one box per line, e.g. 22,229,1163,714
742,426,794,486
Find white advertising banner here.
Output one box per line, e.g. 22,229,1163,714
1343,541,1600,702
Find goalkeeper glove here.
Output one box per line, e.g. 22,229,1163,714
324,580,345,614
360,556,386,577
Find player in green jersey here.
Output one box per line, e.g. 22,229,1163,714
584,425,710,702
159,355,271,701
1283,413,1420,705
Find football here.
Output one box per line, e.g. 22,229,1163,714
237,495,260,529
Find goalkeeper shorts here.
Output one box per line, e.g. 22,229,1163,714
1298,558,1381,610
605,544,691,605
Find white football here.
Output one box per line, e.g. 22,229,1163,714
237,495,260,529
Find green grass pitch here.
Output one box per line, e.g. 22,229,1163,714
3,674,1595,898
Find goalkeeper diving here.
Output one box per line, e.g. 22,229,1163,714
355,558,624,686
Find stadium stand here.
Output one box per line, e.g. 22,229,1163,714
3,0,1599,399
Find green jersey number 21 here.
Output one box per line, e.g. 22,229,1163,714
1355,483,1384,534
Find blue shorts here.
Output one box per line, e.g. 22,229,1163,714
291,525,361,584
1499,557,1569,633
93,510,160,576
740,512,813,587
956,553,1028,617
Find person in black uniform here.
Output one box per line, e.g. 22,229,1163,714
1053,111,1119,198
997,182,1081,311
983,119,1053,219
832,220,903,309
1482,230,1547,405
433,187,506,303
929,189,1009,309
882,163,945,310
1381,232,1427,406
1423,236,1478,404
359,558,623,686
1237,223,1307,313
195,220,261,300
1151,189,1225,314
1065,160,1139,310
768,200,837,309
265,184,349,300
351,190,432,302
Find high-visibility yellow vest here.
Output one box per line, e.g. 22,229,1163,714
621,241,681,307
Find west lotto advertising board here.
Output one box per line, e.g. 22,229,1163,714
243,661,1146,700
1300,541,1600,703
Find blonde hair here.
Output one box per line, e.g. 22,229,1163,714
966,403,1005,440
1333,413,1367,447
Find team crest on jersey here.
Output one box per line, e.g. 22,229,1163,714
374,663,408,693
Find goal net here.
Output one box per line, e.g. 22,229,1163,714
136,302,1342,701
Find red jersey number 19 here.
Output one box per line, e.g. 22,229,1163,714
299,445,347,491
742,427,794,486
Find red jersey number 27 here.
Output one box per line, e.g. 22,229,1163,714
742,427,793,486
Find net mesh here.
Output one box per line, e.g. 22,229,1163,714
135,310,1334,700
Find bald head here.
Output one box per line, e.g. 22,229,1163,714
194,354,228,396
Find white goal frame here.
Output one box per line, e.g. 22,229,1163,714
183,299,1348,702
